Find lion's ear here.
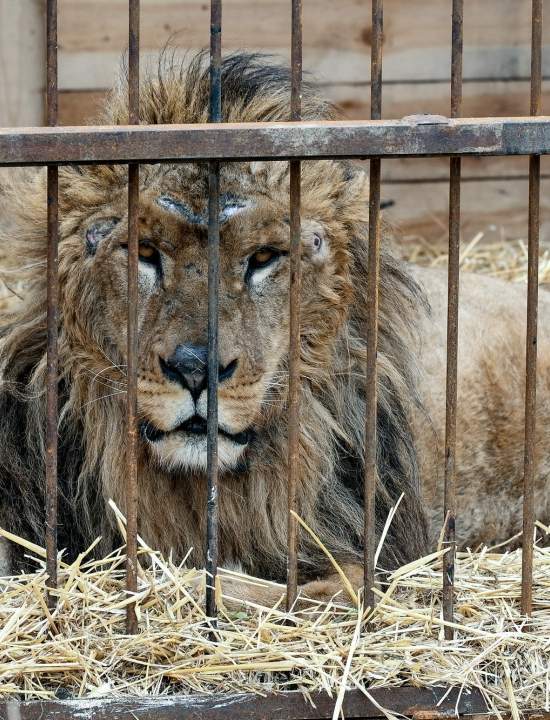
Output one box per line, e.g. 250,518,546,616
302,220,328,265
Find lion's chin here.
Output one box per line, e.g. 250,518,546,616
150,434,247,471
141,417,252,472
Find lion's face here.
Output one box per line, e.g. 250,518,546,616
61,161,361,472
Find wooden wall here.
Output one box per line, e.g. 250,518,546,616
0,0,45,127
2,0,549,241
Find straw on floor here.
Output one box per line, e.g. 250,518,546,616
0,505,548,712
399,230,550,284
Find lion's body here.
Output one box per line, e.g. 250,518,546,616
0,54,547,600
411,266,550,547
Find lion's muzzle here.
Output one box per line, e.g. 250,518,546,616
140,345,253,471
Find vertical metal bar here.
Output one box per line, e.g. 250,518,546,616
206,0,222,621
45,0,59,609
521,0,543,618
363,0,383,614
126,0,140,635
286,0,303,613
442,0,463,640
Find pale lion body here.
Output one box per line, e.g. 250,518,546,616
412,266,550,547
0,54,547,605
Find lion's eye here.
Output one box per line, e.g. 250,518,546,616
245,247,282,285
121,241,162,276
252,248,275,265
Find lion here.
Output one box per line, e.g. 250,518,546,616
0,53,548,606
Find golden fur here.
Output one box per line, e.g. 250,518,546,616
0,54,548,605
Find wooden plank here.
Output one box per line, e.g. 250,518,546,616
58,81,550,126
58,46,550,90
329,80,550,120
57,0,543,55
383,156,550,183
57,0,550,89
59,90,108,126
0,0,45,126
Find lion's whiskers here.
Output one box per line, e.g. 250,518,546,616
82,369,126,392
91,345,128,378
81,389,127,408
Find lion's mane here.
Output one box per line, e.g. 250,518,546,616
0,53,428,578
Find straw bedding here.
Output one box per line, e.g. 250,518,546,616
0,507,548,711
0,232,549,710
399,230,550,284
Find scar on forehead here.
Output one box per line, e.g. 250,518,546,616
157,196,203,224
156,194,254,225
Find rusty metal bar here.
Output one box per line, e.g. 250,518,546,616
1,117,550,166
206,0,222,621
521,0,543,618
442,0,463,641
363,0,383,614
286,0,303,613
45,0,59,608
125,0,140,635
0,686,490,720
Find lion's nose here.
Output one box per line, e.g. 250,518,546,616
161,344,207,400
160,344,238,401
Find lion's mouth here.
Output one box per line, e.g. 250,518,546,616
140,415,253,446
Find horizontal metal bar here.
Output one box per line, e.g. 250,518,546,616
0,687,489,720
1,116,549,166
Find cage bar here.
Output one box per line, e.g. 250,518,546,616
363,0,383,613
521,0,543,617
1,117,549,167
286,0,303,613
45,0,59,608
206,0,222,621
442,0,463,640
125,0,140,635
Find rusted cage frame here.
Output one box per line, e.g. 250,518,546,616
0,0,547,716
2,116,550,164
